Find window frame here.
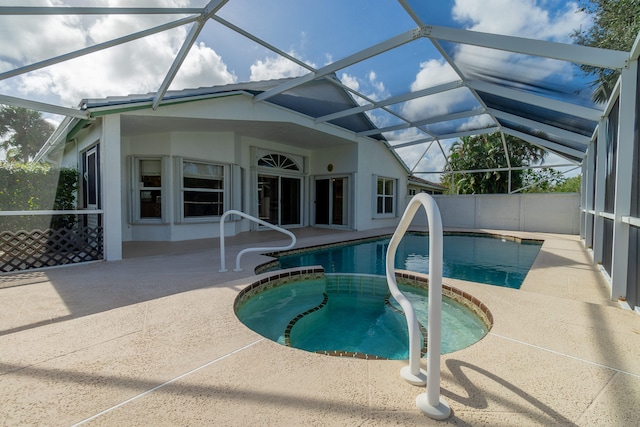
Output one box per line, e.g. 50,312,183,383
374,175,396,218
178,158,227,222
131,156,166,224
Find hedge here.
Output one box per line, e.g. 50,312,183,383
0,162,78,231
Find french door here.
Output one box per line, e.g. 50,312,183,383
315,177,348,226
258,174,301,226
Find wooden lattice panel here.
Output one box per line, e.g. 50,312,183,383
0,227,103,273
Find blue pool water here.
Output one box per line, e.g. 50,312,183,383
272,233,542,289
236,274,488,359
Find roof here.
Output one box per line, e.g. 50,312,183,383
1,2,636,174
408,175,446,191
33,76,393,163
80,77,385,140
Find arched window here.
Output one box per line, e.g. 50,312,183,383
258,153,300,171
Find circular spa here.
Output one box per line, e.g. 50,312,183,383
235,270,492,360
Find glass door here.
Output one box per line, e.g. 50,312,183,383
258,175,279,224
315,179,330,225
281,177,301,225
315,177,348,226
258,174,301,226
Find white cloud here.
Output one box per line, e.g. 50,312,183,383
172,42,237,89
401,59,470,121
402,0,591,99
394,138,456,174
450,0,591,85
368,71,385,96
323,53,334,66
338,70,389,104
395,0,590,178
337,71,393,128
340,73,360,92
249,52,314,81
363,72,388,101
0,4,86,67
384,128,429,146
384,129,438,172
1,0,237,106
395,145,427,171
396,143,431,168
410,60,459,92
456,114,495,132
452,0,588,41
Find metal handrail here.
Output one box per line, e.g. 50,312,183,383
219,210,296,272
385,193,450,420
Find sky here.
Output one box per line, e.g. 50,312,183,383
0,0,593,175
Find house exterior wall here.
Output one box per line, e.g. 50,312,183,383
62,95,409,245
121,130,239,242
356,142,409,231
61,124,101,168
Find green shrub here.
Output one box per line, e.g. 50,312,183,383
0,162,78,231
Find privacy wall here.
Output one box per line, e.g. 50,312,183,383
409,193,580,235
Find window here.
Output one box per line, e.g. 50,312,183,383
181,160,224,218
138,159,162,220
82,145,100,209
376,177,395,216
258,153,300,170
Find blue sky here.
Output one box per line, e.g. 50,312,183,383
0,0,593,174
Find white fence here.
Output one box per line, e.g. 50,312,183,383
407,193,580,235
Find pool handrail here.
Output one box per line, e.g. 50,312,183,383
219,210,296,272
385,193,451,420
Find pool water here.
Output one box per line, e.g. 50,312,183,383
236,274,489,359
272,233,542,289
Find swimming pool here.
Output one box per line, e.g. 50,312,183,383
264,233,542,289
235,270,492,360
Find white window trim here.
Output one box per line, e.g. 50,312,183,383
130,156,167,224
373,175,397,219
254,147,305,174
176,157,229,223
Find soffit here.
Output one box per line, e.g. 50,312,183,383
120,115,355,149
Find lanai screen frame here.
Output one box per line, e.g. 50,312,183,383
0,1,632,186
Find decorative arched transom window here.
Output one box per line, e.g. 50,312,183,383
258,153,300,171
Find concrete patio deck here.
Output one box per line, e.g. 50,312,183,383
1,227,639,426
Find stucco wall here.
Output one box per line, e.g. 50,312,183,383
62,95,410,244
355,140,409,231
408,193,580,235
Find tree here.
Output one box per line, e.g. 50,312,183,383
555,174,582,193
521,168,566,193
0,105,54,163
441,133,546,194
571,0,640,103
520,168,584,193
